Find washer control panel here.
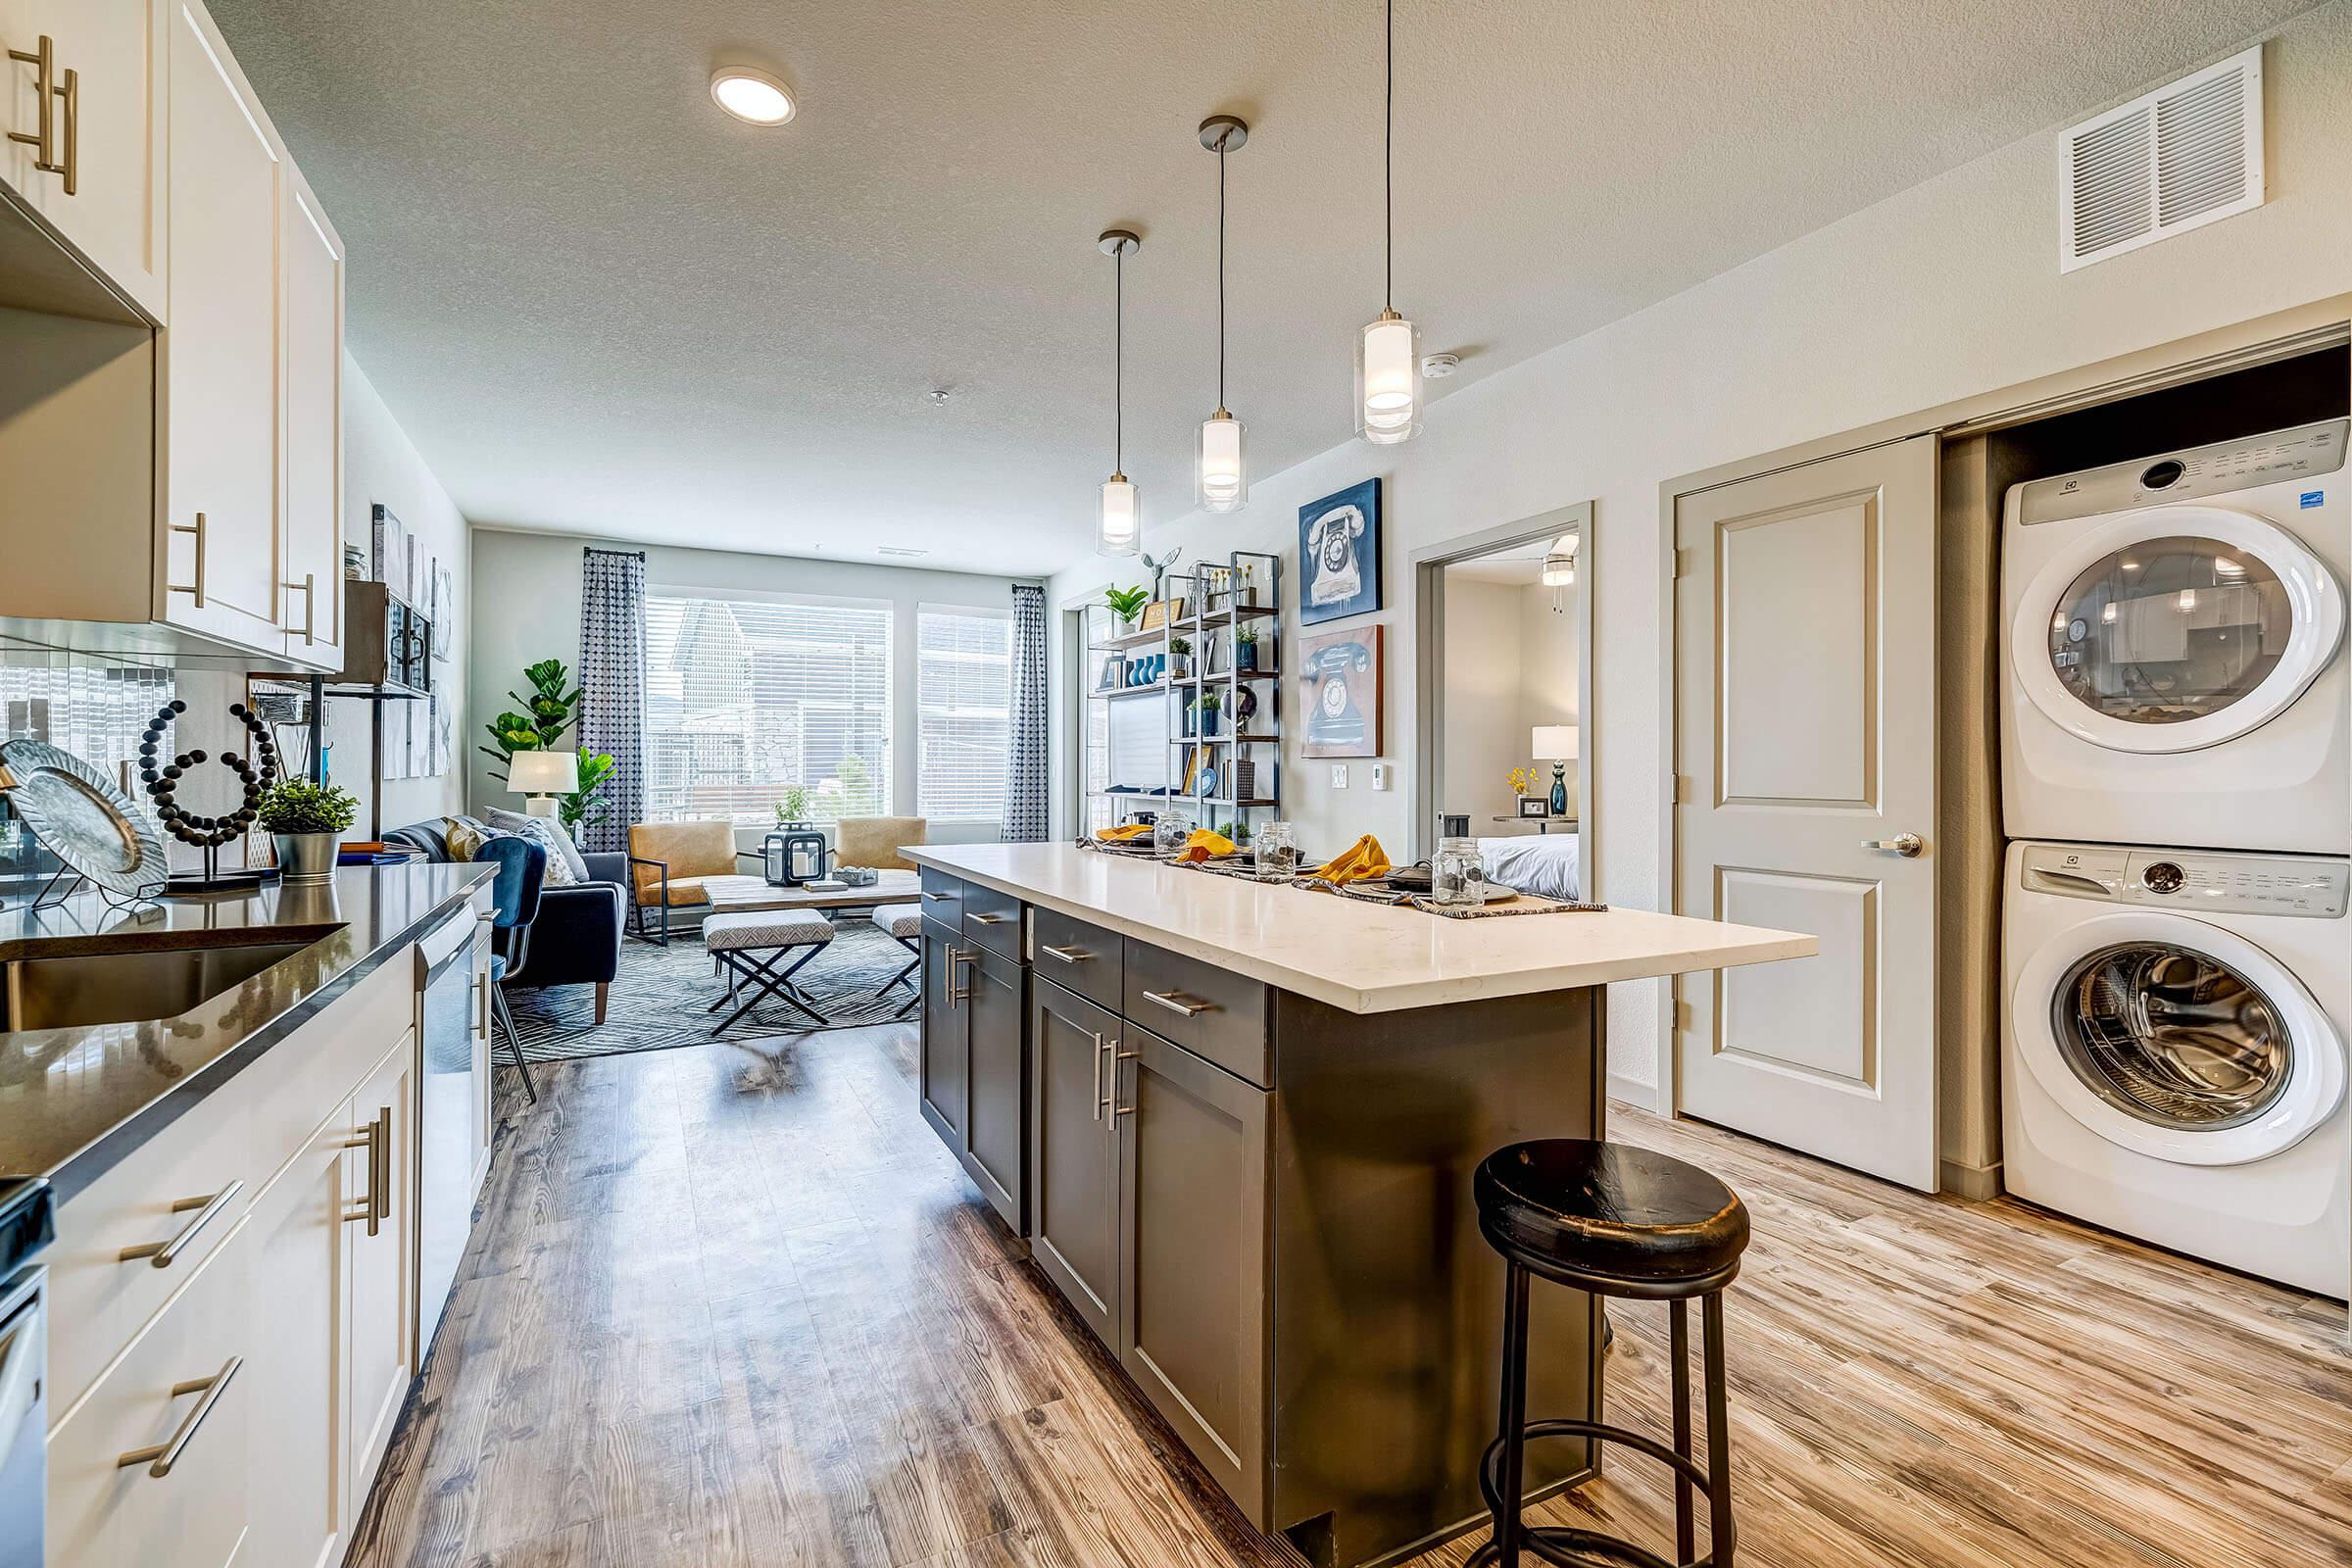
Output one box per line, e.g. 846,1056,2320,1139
2014,416,2347,525
2020,842,2348,917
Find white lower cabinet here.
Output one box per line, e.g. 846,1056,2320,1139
47,961,431,1568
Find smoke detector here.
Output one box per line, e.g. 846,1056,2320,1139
1421,352,1461,378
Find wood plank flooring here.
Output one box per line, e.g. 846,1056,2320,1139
345,1024,2352,1568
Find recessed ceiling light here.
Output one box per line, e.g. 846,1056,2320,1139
710,67,795,125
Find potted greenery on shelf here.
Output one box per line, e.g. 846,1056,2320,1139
1103,584,1150,634
1169,635,1193,678
257,778,358,884
1196,687,1223,736
1235,622,1259,672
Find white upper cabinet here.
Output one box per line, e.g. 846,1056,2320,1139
0,0,170,320
280,165,344,668
160,0,283,654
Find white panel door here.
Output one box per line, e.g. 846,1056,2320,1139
1674,436,1940,1190
0,0,169,318
279,164,343,666
160,0,281,653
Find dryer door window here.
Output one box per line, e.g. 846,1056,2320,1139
2051,940,2289,1131
2012,503,2345,755
2047,536,2287,726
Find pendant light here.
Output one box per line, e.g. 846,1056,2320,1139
1354,0,1420,445
1197,116,1250,513
1098,229,1142,556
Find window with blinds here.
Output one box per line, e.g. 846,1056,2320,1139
644,592,892,824
917,607,1012,822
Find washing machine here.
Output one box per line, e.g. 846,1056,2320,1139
2003,839,2349,1297
2002,418,2349,854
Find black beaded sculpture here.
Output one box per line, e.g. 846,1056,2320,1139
140,699,282,894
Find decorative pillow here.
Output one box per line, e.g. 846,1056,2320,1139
484,806,590,884
445,818,493,863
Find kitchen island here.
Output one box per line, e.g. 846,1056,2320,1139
904,842,1813,1568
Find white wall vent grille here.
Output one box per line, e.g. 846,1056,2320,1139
2059,44,2263,272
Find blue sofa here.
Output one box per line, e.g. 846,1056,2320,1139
387,815,624,1025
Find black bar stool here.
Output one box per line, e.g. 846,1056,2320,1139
1469,1139,1749,1568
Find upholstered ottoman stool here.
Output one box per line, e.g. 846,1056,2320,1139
703,909,836,1034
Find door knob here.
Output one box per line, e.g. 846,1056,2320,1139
1862,833,1925,858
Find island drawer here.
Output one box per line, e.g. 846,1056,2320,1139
1032,906,1122,1010
917,869,965,927
962,883,1026,961
1124,939,1269,1087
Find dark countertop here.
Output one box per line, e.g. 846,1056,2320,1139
0,862,493,1202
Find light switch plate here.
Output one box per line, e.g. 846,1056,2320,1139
1330,764,1348,788
1370,763,1390,791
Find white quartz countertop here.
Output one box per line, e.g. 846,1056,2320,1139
906,843,1815,1014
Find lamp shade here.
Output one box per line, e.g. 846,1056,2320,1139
1099,476,1141,556
1531,725,1578,761
510,751,579,795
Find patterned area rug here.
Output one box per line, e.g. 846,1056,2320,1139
505,916,919,1061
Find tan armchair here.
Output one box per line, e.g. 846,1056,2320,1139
626,819,742,944
835,815,927,873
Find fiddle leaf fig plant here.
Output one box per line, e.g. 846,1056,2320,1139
562,751,615,833
1103,585,1150,625
479,658,584,782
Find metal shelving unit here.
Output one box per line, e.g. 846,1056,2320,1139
1082,548,1282,838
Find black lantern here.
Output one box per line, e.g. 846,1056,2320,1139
763,828,830,886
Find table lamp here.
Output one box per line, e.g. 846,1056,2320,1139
1531,724,1577,817
509,750,577,819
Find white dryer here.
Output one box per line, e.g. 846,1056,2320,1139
2002,418,2349,854
2003,840,2349,1298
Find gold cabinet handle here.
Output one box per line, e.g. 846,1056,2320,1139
169,514,208,607
6,35,57,174
284,572,316,644
118,1356,242,1478
1041,944,1090,964
1862,833,1925,858
339,1107,391,1235
118,1181,243,1269
58,62,74,194
1141,988,1210,1018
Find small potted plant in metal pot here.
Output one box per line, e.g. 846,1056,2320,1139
1234,622,1260,672
1169,635,1194,678
256,778,358,884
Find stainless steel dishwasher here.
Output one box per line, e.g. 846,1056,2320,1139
415,908,489,1360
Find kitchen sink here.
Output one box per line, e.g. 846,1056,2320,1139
0,937,319,1031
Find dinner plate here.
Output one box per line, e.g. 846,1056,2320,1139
0,739,169,899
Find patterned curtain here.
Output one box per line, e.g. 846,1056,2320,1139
1004,582,1049,841
577,548,647,853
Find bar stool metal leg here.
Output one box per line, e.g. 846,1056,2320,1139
1492,1262,1531,1565
1703,1291,1735,1567
1671,1298,1693,1565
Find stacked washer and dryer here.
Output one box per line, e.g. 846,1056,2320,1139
2001,417,2351,1298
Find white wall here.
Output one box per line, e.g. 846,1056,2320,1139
1050,5,2352,1094
467,528,1030,846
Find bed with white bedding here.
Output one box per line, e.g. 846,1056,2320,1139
1477,834,1580,902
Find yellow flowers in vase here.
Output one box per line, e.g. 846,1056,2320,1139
1506,765,1535,798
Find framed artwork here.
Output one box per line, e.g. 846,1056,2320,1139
430,561,454,660
369,504,406,585
1298,478,1381,625
1517,796,1551,818
1298,623,1384,759
1139,596,1186,632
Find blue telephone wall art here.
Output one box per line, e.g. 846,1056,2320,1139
1298,478,1382,625
1298,623,1385,759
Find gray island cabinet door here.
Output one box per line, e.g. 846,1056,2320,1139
1030,977,1121,1346
919,918,970,1149
1117,1024,1271,1525
962,944,1028,1233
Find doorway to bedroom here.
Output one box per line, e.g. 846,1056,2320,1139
1412,503,1595,903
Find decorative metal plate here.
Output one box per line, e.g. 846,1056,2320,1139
0,739,169,899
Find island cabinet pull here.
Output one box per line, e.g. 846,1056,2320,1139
340,1108,391,1235
1041,944,1091,965
948,948,975,1004
118,1356,242,1478
969,911,1010,925
119,1181,243,1268
922,890,954,902
1141,988,1212,1018
1090,1030,1106,1122
169,514,208,606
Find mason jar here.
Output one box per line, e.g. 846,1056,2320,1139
1431,837,1488,907
1253,820,1298,882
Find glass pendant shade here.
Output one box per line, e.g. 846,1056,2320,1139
1098,475,1141,557
1356,312,1421,444
1197,411,1248,513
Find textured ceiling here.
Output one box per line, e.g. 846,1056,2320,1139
208,0,2309,574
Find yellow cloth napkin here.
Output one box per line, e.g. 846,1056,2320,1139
1096,823,1153,842
1179,828,1237,862
1312,834,1392,883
